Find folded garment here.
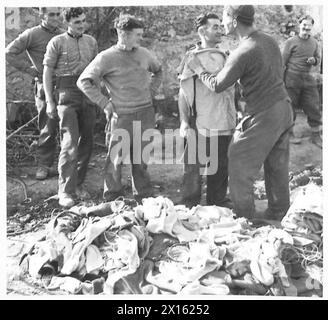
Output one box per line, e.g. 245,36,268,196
224,273,268,295
61,216,113,275
69,202,113,217
81,277,105,295
191,205,234,223
103,229,140,294
172,221,200,242
157,255,221,289
114,259,155,294
249,241,289,287
199,270,229,286
283,184,323,221
85,244,103,274
282,184,323,244
145,267,183,294
146,233,177,262
179,280,230,295
27,239,62,278
47,276,81,294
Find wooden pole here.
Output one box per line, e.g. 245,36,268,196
6,115,38,141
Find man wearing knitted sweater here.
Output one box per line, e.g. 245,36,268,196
282,15,322,148
6,7,63,180
77,14,162,202
187,5,293,220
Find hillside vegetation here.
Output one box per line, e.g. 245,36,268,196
6,5,321,103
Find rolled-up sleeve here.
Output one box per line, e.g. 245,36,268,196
6,29,32,72
43,38,59,68
6,29,30,55
77,54,109,109
281,40,292,68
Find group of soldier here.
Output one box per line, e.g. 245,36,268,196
6,5,322,221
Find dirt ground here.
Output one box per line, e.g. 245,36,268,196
6,110,322,296
7,110,322,208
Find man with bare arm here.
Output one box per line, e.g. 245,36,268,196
43,7,98,208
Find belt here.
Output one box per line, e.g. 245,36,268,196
55,75,80,89
34,75,57,84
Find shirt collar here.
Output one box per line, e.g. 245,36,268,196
195,41,220,50
67,31,83,39
115,43,137,51
41,22,58,34
298,34,311,40
241,29,258,41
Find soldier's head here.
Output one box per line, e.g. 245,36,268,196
222,5,255,35
298,15,314,39
63,7,86,37
39,7,61,29
195,13,223,45
114,14,144,49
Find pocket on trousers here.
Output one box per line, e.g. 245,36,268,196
57,90,71,105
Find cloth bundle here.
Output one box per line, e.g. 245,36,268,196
281,183,323,244
20,208,151,294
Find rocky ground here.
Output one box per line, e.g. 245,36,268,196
6,110,323,296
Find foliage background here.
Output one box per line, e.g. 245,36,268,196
5,5,322,112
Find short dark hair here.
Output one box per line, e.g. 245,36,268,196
114,14,144,31
224,5,255,26
298,15,314,25
194,12,220,30
39,7,48,15
63,7,85,22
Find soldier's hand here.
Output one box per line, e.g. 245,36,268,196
179,120,191,138
155,112,164,132
306,57,316,65
186,53,204,75
46,101,58,119
104,101,118,122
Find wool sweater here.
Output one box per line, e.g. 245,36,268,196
282,35,321,74
6,24,63,75
197,31,289,115
77,45,162,113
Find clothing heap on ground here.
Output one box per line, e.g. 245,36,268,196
19,187,323,296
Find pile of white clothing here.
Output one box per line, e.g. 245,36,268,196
18,193,322,296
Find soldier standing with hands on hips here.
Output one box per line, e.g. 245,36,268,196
6,7,64,180
77,14,163,203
